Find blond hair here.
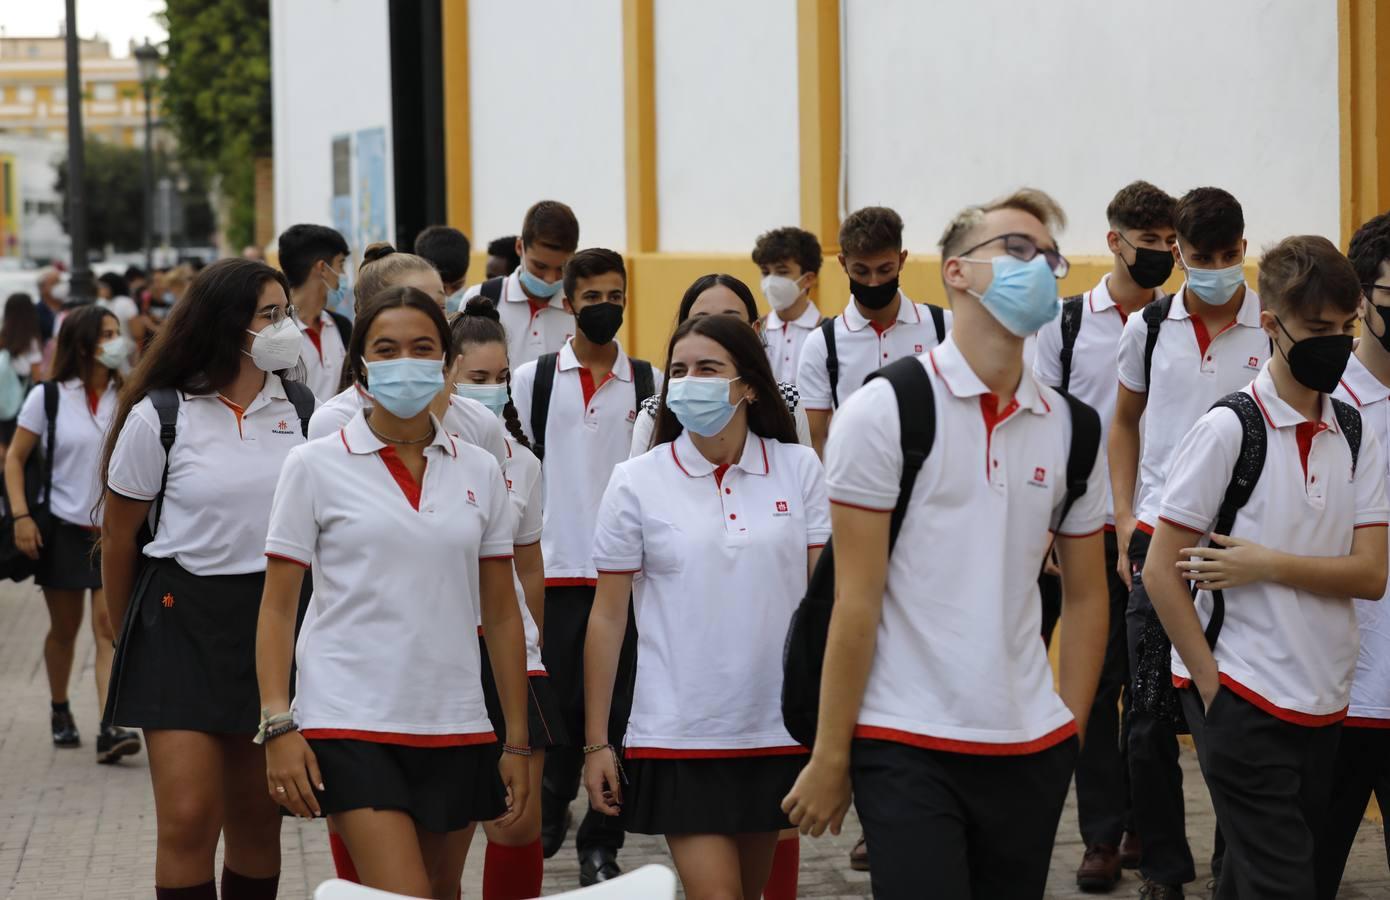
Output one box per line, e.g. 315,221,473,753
938,188,1067,259
353,242,439,315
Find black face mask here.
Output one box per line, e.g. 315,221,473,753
576,302,624,345
1276,317,1353,394
849,275,900,311
1367,302,1390,353
1124,245,1175,290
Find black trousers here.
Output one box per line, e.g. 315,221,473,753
851,736,1078,900
1314,725,1390,899
539,584,638,856
1072,530,1134,849
1182,687,1339,900
1125,532,1197,885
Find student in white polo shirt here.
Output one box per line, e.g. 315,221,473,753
1032,180,1176,891
796,206,951,458
1109,187,1268,898
1144,236,1389,900
460,201,579,367
3,304,139,763
782,189,1110,900
753,226,824,383
1318,213,1390,897
277,224,352,401
99,259,316,900
511,248,659,886
256,286,532,900
583,314,828,900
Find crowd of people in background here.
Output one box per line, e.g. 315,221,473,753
5,183,1390,900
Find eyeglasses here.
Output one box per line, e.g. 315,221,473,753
959,233,1070,279
1364,283,1390,296
257,304,297,327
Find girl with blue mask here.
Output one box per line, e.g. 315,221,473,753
584,313,826,900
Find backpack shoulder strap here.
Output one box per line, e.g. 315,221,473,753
631,359,656,406
146,387,181,536
1204,390,1268,649
1054,389,1101,537
281,380,317,438
1141,293,1175,390
328,311,353,352
865,357,935,550
820,317,840,409
479,276,506,307
928,304,946,344
1058,294,1085,394
530,352,559,462
41,381,58,503
1331,397,1362,475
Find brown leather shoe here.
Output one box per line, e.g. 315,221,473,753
1077,844,1122,892
1119,830,1143,869
848,836,869,871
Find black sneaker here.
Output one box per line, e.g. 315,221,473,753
1138,881,1184,899
51,707,80,747
96,725,141,764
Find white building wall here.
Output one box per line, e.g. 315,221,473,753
843,0,1340,255
270,0,394,249
653,0,800,252
468,0,627,251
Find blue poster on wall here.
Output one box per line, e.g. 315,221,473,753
356,127,388,248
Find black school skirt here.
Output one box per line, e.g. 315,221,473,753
307,738,507,833
478,633,568,749
621,752,807,835
105,556,286,733
36,519,101,590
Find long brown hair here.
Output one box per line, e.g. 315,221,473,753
0,293,39,358
48,304,120,388
651,314,797,446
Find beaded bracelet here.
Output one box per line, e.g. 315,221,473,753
582,743,610,754
262,722,298,743
253,710,296,745
502,743,533,757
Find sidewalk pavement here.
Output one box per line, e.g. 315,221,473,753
2,583,1386,898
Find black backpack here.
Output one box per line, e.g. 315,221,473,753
1057,295,1085,393
821,303,947,409
1139,294,1176,390
528,353,656,462
781,356,1102,747
328,311,353,353
0,381,59,582
479,276,506,307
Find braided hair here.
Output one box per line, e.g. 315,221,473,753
450,297,530,449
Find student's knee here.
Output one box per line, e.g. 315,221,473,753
89,599,114,642
156,796,222,858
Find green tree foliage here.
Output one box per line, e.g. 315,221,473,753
158,0,271,249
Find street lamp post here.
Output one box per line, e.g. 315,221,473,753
133,39,160,276
62,0,92,304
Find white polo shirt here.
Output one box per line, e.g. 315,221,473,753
1034,276,1161,525
107,373,312,576
1334,354,1390,726
297,310,348,401
16,379,116,527
306,384,506,468
460,271,574,368
594,431,830,755
763,302,823,384
266,410,515,742
797,294,950,410
1116,285,1268,532
1162,365,1389,725
512,340,661,585
500,437,546,675
825,336,1107,753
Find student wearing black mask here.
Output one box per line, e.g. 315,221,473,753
509,248,660,887
796,206,950,459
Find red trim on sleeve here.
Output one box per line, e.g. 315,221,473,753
545,577,598,588
829,499,895,513
300,728,497,747
378,445,424,510
1157,516,1203,535
265,552,310,569
624,745,809,760
1135,520,1155,536
808,542,826,549
1344,715,1390,729
853,721,1078,756
1354,522,1388,530
1170,673,1347,727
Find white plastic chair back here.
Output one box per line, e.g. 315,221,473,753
314,864,677,900
313,880,415,899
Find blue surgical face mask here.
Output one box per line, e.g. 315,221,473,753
1179,247,1245,306
363,357,445,419
454,382,509,417
445,287,468,315
323,266,350,312
667,375,744,437
518,263,563,299
964,254,1060,337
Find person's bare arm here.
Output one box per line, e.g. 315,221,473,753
807,409,832,460
4,428,40,559
480,556,531,827
1178,527,1388,602
1055,530,1109,742
101,491,152,629
256,558,322,819
582,572,635,816
1143,522,1220,708
1108,385,1147,587
514,541,545,636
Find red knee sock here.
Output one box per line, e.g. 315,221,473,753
328,831,361,883
220,868,280,900
762,836,800,900
482,839,543,900
154,880,216,899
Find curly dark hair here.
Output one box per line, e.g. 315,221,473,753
839,206,904,257
1106,181,1177,232
752,227,823,275
1174,187,1244,254
1349,211,1390,287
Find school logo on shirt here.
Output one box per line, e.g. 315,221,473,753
271,418,295,435
467,489,477,506
1246,356,1260,370
773,500,791,517
161,592,175,608
1029,467,1048,488
505,478,514,492
627,409,637,423
914,344,924,353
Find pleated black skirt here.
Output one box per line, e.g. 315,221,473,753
621,753,807,835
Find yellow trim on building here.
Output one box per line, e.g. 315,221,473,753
797,0,841,253
622,0,658,256
441,0,473,237
1339,0,1390,248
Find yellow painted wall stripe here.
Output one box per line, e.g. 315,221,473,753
797,0,841,253
622,0,658,255
441,0,473,237
1339,0,1390,248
